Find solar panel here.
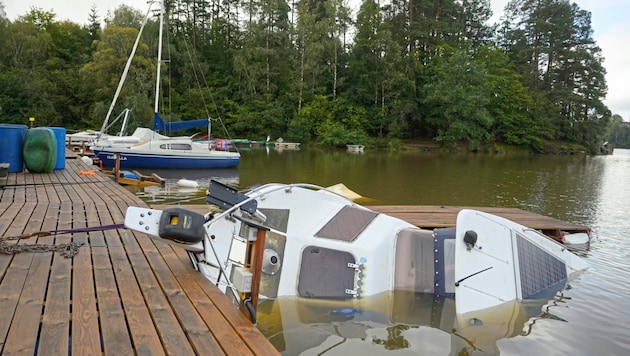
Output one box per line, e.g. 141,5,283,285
315,206,378,242
516,231,567,299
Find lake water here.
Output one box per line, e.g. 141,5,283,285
132,147,630,355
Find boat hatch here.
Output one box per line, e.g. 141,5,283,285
515,230,567,299
315,206,378,242
394,228,455,297
298,246,355,298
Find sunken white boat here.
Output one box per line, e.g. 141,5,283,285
124,180,589,322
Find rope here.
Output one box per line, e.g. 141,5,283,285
0,223,126,257
13,223,126,240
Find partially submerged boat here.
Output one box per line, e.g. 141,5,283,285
124,181,589,323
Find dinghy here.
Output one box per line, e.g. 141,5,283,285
124,180,589,322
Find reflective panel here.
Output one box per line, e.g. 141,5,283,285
516,231,567,299
315,206,378,242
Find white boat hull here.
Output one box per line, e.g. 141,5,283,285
124,182,589,317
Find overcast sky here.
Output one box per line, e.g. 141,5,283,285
3,0,629,120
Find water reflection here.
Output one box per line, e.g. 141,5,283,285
257,290,567,355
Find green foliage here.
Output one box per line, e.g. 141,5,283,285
0,0,612,153
423,50,492,149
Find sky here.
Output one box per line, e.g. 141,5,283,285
2,0,629,121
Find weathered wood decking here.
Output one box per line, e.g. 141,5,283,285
367,205,590,236
0,152,279,355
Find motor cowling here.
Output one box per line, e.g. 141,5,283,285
158,208,205,244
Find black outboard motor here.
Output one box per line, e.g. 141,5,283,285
158,207,206,245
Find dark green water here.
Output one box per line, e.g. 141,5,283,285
132,148,630,355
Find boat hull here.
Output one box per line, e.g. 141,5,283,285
94,149,240,168
124,182,590,318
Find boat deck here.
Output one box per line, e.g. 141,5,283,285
0,151,279,355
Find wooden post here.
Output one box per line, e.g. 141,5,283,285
248,228,266,310
239,227,266,321
114,154,120,183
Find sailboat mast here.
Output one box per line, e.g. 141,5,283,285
154,0,165,114
101,3,155,134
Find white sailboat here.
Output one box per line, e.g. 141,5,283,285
92,0,239,169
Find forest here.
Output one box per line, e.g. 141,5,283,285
0,0,623,153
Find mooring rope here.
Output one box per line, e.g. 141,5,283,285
0,223,126,257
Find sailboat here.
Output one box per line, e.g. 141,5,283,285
92,0,240,169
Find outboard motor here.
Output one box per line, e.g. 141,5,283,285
158,207,206,245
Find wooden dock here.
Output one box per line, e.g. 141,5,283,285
367,205,590,238
0,151,279,355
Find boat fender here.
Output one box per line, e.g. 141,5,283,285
177,178,199,189
158,208,205,244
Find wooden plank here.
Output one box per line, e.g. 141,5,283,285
159,246,256,355
28,199,67,356
366,205,589,231
0,207,33,348
171,248,281,356
154,248,226,355
1,254,49,354
63,171,103,355
70,240,101,355
2,197,60,354
108,244,167,355
127,233,199,355
92,246,135,354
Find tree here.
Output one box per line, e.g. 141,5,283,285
423,50,492,149
501,0,609,152
476,46,547,151
79,23,154,129
348,0,414,138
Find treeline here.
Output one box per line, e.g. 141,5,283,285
0,0,612,153
605,116,630,149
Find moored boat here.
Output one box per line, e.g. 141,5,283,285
346,144,365,153
91,0,239,169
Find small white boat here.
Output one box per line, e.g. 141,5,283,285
124,181,589,323
346,144,365,153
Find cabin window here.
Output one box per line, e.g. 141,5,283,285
159,143,191,150
298,246,355,298
315,206,378,242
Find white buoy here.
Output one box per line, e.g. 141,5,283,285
81,155,93,165
177,179,199,189
564,232,590,245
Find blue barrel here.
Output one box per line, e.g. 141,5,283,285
0,124,28,173
45,127,66,169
